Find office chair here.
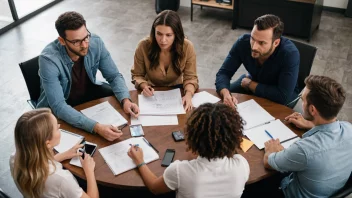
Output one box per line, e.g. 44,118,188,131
19,56,41,109
0,188,10,198
286,39,317,108
331,173,352,198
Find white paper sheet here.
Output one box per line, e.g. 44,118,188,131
138,89,185,115
98,137,159,175
281,137,301,149
245,120,298,149
81,101,127,127
54,129,84,153
131,115,178,126
237,99,275,130
191,91,221,108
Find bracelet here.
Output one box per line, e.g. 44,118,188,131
137,162,146,168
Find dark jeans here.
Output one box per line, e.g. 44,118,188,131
242,172,288,198
66,83,114,107
229,74,253,95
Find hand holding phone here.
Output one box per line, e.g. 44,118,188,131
161,149,175,167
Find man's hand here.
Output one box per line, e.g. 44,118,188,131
241,77,252,90
263,139,284,169
122,98,140,118
220,88,238,107
94,123,123,141
285,112,314,130
182,91,193,112
264,139,284,153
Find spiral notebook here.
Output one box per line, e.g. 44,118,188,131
238,99,300,149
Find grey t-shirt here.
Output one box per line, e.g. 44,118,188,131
10,153,83,198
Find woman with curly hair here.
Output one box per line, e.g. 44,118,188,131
10,108,98,198
131,10,198,111
128,103,249,198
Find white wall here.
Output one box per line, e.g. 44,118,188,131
180,0,349,9
324,0,348,9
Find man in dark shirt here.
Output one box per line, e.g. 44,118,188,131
215,14,300,107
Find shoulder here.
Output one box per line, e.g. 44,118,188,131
237,34,251,44
232,154,250,170
40,40,62,64
278,37,299,56
136,37,151,51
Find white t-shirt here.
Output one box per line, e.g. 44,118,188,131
10,153,83,198
163,154,249,198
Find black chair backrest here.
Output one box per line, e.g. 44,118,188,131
290,39,317,93
331,172,352,198
19,56,41,102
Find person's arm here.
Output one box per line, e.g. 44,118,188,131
131,40,149,90
80,154,99,198
254,50,300,105
215,37,243,95
264,139,307,172
182,40,198,94
96,36,131,103
127,146,172,195
39,56,97,133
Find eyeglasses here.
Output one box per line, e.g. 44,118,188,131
64,30,91,47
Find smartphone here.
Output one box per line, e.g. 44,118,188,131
161,149,175,167
81,142,97,159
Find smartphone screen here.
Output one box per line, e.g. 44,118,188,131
84,143,97,156
161,149,175,167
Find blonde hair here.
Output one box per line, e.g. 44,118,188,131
12,108,56,198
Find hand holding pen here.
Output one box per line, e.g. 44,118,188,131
141,83,155,97
127,144,144,165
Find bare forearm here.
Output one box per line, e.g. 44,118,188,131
138,165,160,193
184,84,195,95
54,153,66,162
86,172,99,198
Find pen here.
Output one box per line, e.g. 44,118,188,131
148,87,157,101
143,137,159,153
265,130,274,139
111,125,123,133
118,123,128,130
129,144,139,151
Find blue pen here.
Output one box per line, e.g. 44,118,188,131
129,144,139,151
265,130,274,139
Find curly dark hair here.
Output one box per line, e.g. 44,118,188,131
55,11,86,38
185,103,244,161
148,10,184,76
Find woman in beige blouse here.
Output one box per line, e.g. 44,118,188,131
131,10,198,111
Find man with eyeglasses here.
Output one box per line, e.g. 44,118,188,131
215,14,300,107
37,11,139,141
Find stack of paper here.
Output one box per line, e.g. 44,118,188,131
99,137,159,175
131,115,178,126
81,101,127,127
54,129,84,153
138,89,185,115
245,119,300,149
237,99,275,130
191,91,221,108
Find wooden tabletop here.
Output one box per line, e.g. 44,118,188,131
60,88,305,189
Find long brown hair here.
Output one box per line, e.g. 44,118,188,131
185,103,244,161
148,10,185,75
12,108,56,198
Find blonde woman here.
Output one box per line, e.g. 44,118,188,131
10,108,99,198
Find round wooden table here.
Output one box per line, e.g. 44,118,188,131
60,88,304,189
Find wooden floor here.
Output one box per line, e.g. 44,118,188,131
0,0,351,197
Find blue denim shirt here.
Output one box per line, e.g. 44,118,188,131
215,34,300,105
36,34,131,133
268,121,352,198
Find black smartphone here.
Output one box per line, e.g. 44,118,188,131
161,149,175,167
172,131,185,142
84,142,97,155
81,142,97,159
